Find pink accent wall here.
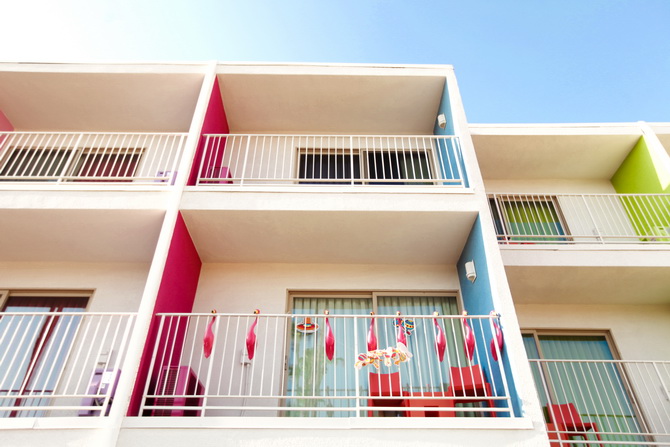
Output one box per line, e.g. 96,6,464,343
127,212,202,416
0,110,13,131
188,77,230,185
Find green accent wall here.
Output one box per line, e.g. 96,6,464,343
611,137,670,239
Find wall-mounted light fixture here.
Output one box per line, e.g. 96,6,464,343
465,260,477,283
437,113,447,129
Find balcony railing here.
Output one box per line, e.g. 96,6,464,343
0,132,188,185
529,359,670,446
489,193,670,244
0,312,136,417
196,134,467,188
140,312,512,418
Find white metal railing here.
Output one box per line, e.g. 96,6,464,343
196,134,467,187
0,132,188,184
0,312,136,417
140,313,512,418
489,193,670,244
529,359,670,446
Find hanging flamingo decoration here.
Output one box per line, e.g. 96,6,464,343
367,312,377,352
246,309,260,360
490,311,504,361
462,310,475,361
433,311,447,362
324,310,335,361
203,310,217,359
396,311,407,346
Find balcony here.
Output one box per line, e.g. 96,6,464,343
529,359,670,445
139,312,513,419
0,311,136,418
488,193,670,245
195,134,467,188
0,131,188,186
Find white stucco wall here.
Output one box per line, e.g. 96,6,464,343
193,263,461,313
0,261,151,311
484,179,617,194
516,303,670,361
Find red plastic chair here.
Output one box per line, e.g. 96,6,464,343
368,372,405,416
548,403,604,447
446,365,496,417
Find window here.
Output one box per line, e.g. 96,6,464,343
0,292,88,417
489,195,569,243
297,148,435,185
71,148,141,182
0,147,73,181
523,331,647,444
285,292,462,417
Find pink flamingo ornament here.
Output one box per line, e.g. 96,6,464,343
490,311,504,361
433,311,447,362
396,311,407,346
203,310,217,358
462,311,475,361
367,312,377,352
324,310,335,361
246,309,260,360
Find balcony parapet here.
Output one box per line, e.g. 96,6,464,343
0,132,188,186
0,311,136,418
139,312,513,418
529,359,670,445
196,134,468,188
489,193,670,245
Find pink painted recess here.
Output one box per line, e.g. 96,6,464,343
128,212,202,416
0,110,13,131
188,77,229,185
0,109,14,149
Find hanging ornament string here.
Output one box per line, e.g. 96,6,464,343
324,310,335,361
490,311,504,362
462,310,475,362
367,312,377,352
246,309,260,360
395,311,407,346
433,311,447,362
203,310,217,359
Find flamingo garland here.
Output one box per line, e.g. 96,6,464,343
490,311,504,361
462,310,475,361
203,310,216,359
367,312,377,352
396,311,407,346
433,311,447,362
246,309,260,360
324,310,335,361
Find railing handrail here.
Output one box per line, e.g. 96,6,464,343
155,312,497,318
203,133,460,139
490,192,670,197
0,131,189,136
1,311,138,316
530,359,670,365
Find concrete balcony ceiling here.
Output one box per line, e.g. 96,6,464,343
0,67,204,132
217,66,446,134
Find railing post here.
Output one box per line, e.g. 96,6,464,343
350,135,355,186
201,315,219,416
240,136,251,187
354,315,360,417
139,314,166,416
581,194,603,243
58,132,85,183
653,361,670,402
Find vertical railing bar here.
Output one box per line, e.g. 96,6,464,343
201,315,219,416
16,314,57,396
581,195,603,243
72,313,104,395
227,316,242,395
140,314,165,415
239,136,251,187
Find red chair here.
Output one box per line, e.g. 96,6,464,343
368,372,405,416
446,365,496,417
548,403,604,447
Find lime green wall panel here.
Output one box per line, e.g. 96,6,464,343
611,137,670,239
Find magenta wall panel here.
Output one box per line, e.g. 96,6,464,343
128,212,202,415
188,77,230,185
0,110,13,131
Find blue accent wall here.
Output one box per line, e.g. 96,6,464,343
458,216,521,417
433,78,469,187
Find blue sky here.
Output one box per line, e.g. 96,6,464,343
2,0,668,123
